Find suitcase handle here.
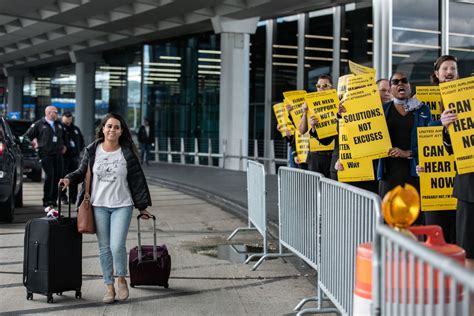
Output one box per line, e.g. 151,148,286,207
136,215,157,263
57,184,72,218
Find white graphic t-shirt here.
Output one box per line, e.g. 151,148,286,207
90,144,133,208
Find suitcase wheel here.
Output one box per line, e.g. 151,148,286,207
26,292,33,300
130,284,135,288
47,294,54,303
75,290,82,299
164,283,169,289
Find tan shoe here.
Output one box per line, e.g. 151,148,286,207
117,277,129,301
103,285,116,304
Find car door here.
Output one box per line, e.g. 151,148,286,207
3,120,23,191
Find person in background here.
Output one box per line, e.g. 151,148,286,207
60,113,152,304
298,74,334,177
138,118,153,166
376,78,393,104
378,72,431,225
24,106,67,207
60,111,85,205
417,55,460,244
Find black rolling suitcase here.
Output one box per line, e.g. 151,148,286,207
23,186,82,303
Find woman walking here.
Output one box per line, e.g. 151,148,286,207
60,113,152,304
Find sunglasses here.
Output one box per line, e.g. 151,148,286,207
316,83,332,89
390,77,409,85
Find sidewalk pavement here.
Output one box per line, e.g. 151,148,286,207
0,179,319,315
141,162,279,223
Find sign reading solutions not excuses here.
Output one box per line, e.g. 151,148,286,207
337,120,375,182
342,85,392,159
439,76,474,174
417,126,457,211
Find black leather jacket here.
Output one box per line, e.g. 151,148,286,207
66,140,152,210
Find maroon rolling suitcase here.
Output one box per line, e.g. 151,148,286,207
129,214,171,288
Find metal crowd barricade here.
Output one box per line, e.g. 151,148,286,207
227,160,278,270
297,178,382,316
373,225,474,316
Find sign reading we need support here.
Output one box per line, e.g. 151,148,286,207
337,120,375,182
417,126,457,211
342,85,392,159
273,102,295,137
439,76,474,174
416,86,441,121
283,90,307,128
305,90,339,138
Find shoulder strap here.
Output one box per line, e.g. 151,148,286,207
85,164,91,196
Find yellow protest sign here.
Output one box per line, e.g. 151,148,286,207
305,89,338,138
342,85,392,159
348,60,376,76
346,73,377,93
295,133,310,164
337,120,375,182
272,102,295,137
416,86,441,121
283,90,307,128
309,137,335,151
439,76,474,174
417,126,457,211
337,74,354,100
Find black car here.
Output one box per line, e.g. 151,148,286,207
0,116,23,222
6,119,42,182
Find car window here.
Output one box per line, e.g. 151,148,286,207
0,123,5,141
3,121,16,141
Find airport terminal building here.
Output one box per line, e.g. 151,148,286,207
0,0,472,170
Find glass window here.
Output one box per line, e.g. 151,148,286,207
342,4,373,76
143,32,220,164
249,22,266,143
392,0,440,85
306,9,333,91
449,0,474,79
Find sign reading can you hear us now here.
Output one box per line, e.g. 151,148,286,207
417,126,457,211
439,76,474,174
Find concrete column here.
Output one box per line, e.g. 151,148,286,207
373,0,392,80
212,16,259,171
3,68,28,117
70,52,102,145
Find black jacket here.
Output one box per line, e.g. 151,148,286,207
63,123,85,158
138,125,154,144
24,118,66,156
65,140,152,211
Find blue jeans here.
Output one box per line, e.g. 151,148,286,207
94,206,133,284
139,143,151,164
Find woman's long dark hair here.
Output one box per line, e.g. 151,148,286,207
96,113,139,158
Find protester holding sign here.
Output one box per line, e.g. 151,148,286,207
377,72,432,224
440,79,474,269
298,74,334,176
417,55,460,243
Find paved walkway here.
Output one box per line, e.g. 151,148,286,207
0,179,317,315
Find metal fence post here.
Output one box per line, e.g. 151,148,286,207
222,139,226,169
239,139,243,171
180,138,185,164
208,138,212,166
194,138,199,165
167,137,172,163
254,139,259,162
154,137,159,162
269,139,276,175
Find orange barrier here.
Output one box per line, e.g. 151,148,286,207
353,225,465,314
